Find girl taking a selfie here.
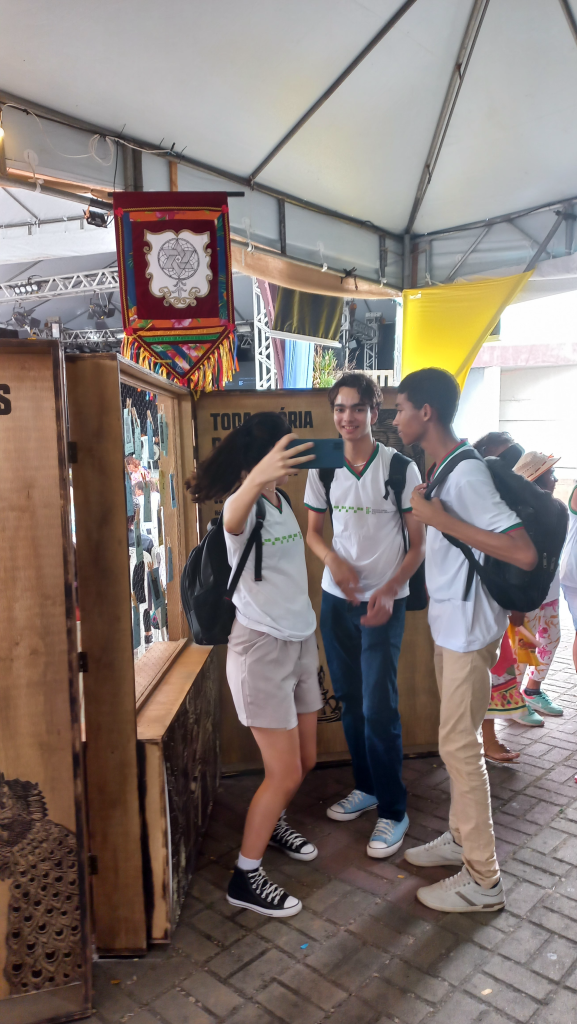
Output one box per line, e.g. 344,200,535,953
187,413,320,917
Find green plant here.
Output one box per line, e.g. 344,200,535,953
313,347,339,388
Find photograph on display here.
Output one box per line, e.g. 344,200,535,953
121,382,173,662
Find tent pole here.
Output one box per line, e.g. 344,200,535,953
444,226,490,282
0,89,401,241
248,0,420,184
558,0,577,44
403,234,412,289
414,190,577,241
405,0,492,233
510,220,552,256
565,210,576,255
278,199,287,255
524,210,566,272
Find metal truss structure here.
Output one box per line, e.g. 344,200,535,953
253,278,276,390
339,301,351,364
60,328,122,343
0,268,119,304
363,316,379,373
27,327,122,348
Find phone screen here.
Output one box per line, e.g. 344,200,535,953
287,438,345,469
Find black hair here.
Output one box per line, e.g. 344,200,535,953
186,411,291,503
473,431,514,457
327,372,382,410
397,367,460,426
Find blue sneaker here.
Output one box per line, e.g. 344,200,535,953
326,789,378,821
524,690,563,717
367,813,409,859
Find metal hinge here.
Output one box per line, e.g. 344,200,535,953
78,651,89,673
68,440,78,463
88,853,99,876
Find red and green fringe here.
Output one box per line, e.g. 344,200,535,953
121,332,236,394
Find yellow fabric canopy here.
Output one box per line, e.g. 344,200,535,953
401,272,533,389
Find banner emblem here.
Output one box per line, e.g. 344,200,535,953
144,228,212,308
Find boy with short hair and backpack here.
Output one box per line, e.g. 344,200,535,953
394,367,540,913
305,373,426,859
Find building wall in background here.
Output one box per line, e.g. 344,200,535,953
500,366,577,497
454,363,577,503
454,366,501,445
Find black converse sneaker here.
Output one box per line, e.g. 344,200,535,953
268,817,318,861
227,865,302,917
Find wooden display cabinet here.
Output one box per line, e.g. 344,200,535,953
64,354,219,950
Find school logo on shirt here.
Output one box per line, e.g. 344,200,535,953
263,531,303,546
333,504,393,515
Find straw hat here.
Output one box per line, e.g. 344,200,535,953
513,450,560,482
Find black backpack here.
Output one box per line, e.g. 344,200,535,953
181,490,292,646
319,452,428,612
424,448,568,613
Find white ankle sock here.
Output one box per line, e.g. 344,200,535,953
238,853,262,872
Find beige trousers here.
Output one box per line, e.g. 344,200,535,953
434,639,501,888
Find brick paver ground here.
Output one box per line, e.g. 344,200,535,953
94,604,577,1023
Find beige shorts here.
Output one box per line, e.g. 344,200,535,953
226,619,322,729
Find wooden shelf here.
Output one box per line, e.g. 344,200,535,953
136,643,213,741
135,639,188,710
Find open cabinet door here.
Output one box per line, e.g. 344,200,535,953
66,353,147,955
0,340,92,1022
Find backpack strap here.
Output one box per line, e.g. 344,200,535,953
385,451,411,554
424,446,482,497
225,497,266,598
253,497,266,581
319,467,336,519
424,446,484,600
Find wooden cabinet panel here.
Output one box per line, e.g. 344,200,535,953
0,341,91,1021
66,354,147,955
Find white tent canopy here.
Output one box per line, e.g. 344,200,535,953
2,0,577,289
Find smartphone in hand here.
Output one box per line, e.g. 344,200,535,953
287,438,344,469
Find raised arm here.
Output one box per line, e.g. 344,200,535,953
410,485,537,571
224,435,313,535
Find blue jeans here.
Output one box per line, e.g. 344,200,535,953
320,591,407,821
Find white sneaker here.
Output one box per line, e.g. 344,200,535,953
403,831,464,868
416,866,505,913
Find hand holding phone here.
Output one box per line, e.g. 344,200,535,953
287,437,344,469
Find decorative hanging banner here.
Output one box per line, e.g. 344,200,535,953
114,191,236,392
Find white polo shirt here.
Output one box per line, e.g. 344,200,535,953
304,442,421,601
426,442,522,653
560,485,577,590
223,493,316,641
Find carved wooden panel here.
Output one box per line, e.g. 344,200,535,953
137,645,220,941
